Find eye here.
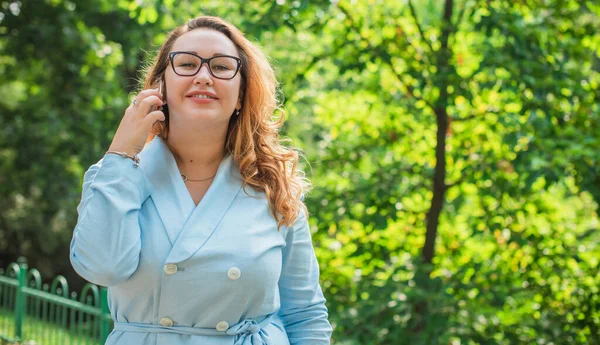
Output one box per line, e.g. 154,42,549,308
213,64,231,71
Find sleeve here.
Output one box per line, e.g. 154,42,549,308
69,154,153,287
277,208,333,345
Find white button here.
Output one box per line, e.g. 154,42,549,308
216,320,229,332
164,263,178,275
227,267,241,280
160,317,174,327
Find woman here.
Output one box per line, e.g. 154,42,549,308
69,15,332,345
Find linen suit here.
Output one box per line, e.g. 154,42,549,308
69,136,332,345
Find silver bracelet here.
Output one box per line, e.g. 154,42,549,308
105,150,140,168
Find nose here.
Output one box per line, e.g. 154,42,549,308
193,63,213,85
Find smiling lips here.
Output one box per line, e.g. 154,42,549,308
186,91,218,104
186,91,218,99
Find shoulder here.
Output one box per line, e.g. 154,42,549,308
280,201,309,240
291,205,309,229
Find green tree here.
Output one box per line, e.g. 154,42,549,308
283,0,600,344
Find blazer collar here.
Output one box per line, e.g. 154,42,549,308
138,136,243,263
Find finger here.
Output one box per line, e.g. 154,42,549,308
137,96,164,117
143,110,166,126
138,88,162,99
132,88,163,106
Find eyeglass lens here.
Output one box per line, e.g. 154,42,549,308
171,53,238,79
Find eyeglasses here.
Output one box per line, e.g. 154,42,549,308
168,51,242,80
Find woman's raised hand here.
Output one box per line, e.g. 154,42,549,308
108,88,165,156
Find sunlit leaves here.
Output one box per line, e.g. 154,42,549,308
0,1,598,344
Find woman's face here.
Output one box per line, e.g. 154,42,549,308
164,28,242,128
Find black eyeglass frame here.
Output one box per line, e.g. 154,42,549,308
168,51,242,80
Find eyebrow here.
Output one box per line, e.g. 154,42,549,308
178,51,235,57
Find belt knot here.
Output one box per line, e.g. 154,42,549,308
226,314,273,345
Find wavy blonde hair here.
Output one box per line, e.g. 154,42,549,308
140,16,309,229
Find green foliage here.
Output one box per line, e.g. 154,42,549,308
0,0,598,344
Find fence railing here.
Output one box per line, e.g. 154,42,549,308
0,257,112,345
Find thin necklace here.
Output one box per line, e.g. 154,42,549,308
181,173,216,182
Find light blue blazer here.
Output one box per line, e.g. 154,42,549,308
69,136,332,345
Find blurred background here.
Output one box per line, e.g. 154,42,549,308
0,0,599,344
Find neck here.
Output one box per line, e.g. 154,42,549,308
166,128,227,174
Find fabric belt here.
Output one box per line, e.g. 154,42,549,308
113,313,275,345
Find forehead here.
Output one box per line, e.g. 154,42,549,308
171,28,239,57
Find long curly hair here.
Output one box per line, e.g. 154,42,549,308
139,16,309,229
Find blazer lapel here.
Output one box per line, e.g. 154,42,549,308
138,136,196,246
165,153,244,264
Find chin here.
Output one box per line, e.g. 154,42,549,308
173,107,216,118
172,110,230,126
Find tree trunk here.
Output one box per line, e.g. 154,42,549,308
422,0,454,265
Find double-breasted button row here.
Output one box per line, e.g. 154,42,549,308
164,263,240,280
159,317,230,331
227,267,241,280
160,317,174,327
164,263,178,275
159,317,228,332
216,320,229,331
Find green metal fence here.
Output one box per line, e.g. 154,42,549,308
0,257,112,345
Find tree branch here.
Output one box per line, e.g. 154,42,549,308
445,179,463,190
450,113,481,122
282,14,340,106
337,3,436,113
453,0,471,28
408,0,435,53
386,64,437,110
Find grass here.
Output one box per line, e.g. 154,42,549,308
0,308,101,345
